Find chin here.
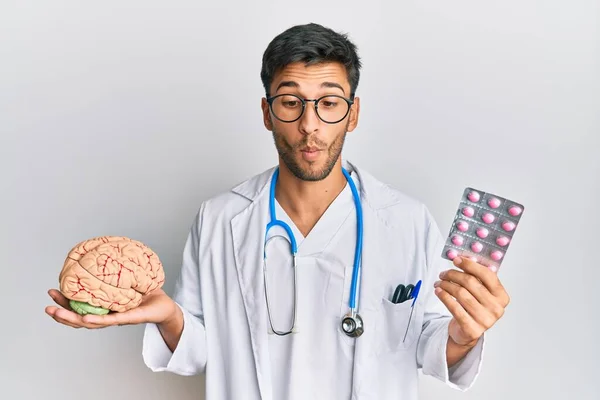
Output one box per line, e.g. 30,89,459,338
288,158,334,182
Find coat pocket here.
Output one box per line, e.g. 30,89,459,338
376,296,421,353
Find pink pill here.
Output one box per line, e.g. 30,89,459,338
490,250,504,261
508,206,522,216
481,213,495,224
456,221,469,232
467,191,480,202
476,227,489,238
496,236,510,246
502,221,516,231
470,256,478,262
488,197,501,208
446,249,458,260
462,206,475,218
452,235,464,246
471,242,483,253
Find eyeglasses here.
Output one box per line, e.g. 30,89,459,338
266,94,354,124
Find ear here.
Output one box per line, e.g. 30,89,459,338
261,97,273,131
346,96,360,132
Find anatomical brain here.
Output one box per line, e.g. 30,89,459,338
59,236,165,315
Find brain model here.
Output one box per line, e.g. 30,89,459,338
59,236,165,315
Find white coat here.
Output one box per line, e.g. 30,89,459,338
141,160,485,400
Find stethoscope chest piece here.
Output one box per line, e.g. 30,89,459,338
341,312,364,338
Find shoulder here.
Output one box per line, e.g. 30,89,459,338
352,163,445,263
192,166,274,224
352,162,435,230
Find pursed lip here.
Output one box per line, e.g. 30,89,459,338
300,147,322,152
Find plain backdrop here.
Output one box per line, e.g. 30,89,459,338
1,1,599,399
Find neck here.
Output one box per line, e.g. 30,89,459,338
275,160,347,236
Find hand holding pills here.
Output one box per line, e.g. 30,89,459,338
434,256,511,347
435,187,523,347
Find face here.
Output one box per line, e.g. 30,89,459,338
261,61,360,181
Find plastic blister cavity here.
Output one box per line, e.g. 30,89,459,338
442,187,524,272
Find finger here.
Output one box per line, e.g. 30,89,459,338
435,279,500,329
46,306,83,328
48,289,72,310
51,315,82,329
51,312,102,329
453,257,509,304
440,269,497,308
453,257,497,288
46,306,80,328
51,307,108,329
82,312,122,326
46,305,111,329
82,305,146,326
434,286,479,332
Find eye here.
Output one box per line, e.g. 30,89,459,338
278,95,302,108
319,96,342,108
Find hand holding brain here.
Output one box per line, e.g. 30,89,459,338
58,236,165,315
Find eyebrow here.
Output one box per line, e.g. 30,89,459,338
275,81,346,95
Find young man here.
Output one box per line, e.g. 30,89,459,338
47,23,510,399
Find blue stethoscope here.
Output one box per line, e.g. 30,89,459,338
263,166,364,337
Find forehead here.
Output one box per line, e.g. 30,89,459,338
271,61,350,95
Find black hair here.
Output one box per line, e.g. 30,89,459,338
260,23,362,98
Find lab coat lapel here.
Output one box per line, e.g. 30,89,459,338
230,167,276,400
348,202,386,397
345,161,415,397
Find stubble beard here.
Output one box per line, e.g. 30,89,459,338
271,121,348,182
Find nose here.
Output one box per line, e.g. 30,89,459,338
298,101,319,136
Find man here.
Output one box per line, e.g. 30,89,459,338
46,23,510,399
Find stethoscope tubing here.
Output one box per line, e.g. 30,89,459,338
263,166,363,336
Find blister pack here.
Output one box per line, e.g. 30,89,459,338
441,187,524,272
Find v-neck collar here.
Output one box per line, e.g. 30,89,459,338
271,170,361,257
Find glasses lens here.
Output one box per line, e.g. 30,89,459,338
317,96,350,123
271,95,303,122
270,95,351,123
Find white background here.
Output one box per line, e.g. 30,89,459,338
1,1,598,399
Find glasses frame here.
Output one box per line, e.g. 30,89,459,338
266,93,355,124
